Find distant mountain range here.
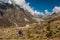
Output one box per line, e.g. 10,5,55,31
43,12,60,22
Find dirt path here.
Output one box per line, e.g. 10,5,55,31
20,25,30,28
13,24,30,30
19,23,36,29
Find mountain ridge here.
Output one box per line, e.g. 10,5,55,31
0,2,37,27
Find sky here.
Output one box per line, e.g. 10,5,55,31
13,0,60,15
0,0,60,15
26,0,60,13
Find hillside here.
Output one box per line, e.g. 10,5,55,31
0,13,60,40
0,2,37,27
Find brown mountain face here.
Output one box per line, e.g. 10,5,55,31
0,2,37,27
43,12,60,21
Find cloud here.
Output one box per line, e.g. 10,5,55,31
0,0,45,16
45,10,49,15
8,0,12,4
44,6,60,15
14,0,34,14
14,0,45,15
0,0,8,3
53,6,60,13
45,9,52,15
0,0,14,4
34,10,44,15
33,10,44,18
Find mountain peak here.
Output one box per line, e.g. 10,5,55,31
0,2,37,27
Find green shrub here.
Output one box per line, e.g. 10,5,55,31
46,31,52,38
57,27,60,30
46,26,50,31
34,24,41,27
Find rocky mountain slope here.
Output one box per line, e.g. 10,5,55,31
0,14,60,40
42,12,60,22
0,2,37,27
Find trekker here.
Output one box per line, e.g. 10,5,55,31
19,28,23,37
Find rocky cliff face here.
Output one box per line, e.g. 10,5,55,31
0,2,36,27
